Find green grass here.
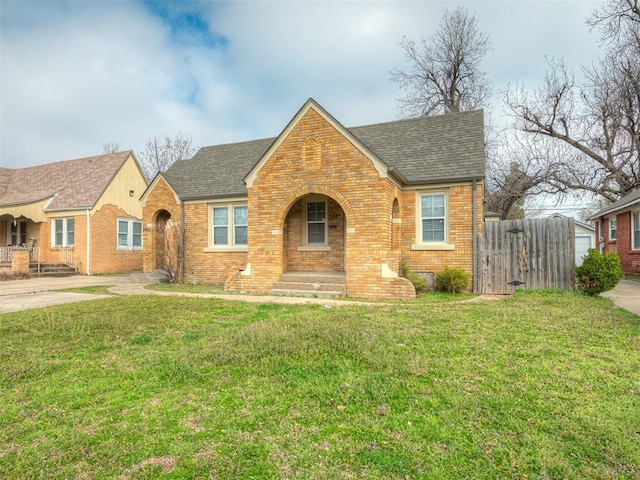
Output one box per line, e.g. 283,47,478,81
55,285,115,295
624,274,640,283
146,282,478,303
1,291,639,479
145,282,226,294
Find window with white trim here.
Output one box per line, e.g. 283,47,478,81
211,204,247,247
305,199,327,244
51,218,74,247
609,217,617,240
117,218,142,250
632,211,640,250
420,193,446,243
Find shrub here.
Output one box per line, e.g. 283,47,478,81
435,266,470,293
0,271,30,281
399,261,427,292
575,249,623,295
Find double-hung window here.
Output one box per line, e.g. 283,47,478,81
632,211,640,250
609,217,617,241
211,204,247,248
420,193,446,243
117,218,142,250
52,218,74,247
306,200,327,244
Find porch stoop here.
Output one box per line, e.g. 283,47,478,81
28,263,77,278
268,271,346,298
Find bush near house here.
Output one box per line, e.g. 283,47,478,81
576,249,623,295
399,260,427,292
435,265,470,293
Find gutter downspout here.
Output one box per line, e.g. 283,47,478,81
598,216,604,254
86,208,91,275
180,200,186,281
472,180,478,293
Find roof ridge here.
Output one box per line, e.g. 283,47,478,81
348,109,483,131
4,150,131,173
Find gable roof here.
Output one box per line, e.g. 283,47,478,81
349,109,485,184
167,138,274,201
0,151,136,211
589,189,640,219
163,99,485,200
244,99,391,189
549,213,595,232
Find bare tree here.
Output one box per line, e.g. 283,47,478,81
504,0,640,202
484,128,569,219
162,218,184,282
139,133,195,181
102,141,121,154
390,7,492,116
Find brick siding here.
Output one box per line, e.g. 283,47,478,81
90,204,143,274
142,107,483,299
597,211,640,274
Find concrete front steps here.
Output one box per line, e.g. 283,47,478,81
128,269,171,284
29,263,77,278
268,271,346,298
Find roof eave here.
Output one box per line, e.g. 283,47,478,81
180,192,248,202
0,191,59,208
404,175,485,186
588,198,640,220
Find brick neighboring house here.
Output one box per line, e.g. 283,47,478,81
590,189,640,274
141,99,485,299
0,151,148,275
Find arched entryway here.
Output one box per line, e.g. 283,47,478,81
282,194,346,273
155,210,172,271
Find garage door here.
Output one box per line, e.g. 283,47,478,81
575,235,593,265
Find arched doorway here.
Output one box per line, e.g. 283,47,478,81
282,194,346,273
155,210,171,271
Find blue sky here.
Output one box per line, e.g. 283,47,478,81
1,0,601,170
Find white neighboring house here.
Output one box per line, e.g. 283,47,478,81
549,214,595,266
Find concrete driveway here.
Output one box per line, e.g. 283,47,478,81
0,275,133,313
600,280,640,317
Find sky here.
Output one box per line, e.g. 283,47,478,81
1,0,603,172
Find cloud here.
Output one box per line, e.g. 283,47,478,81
1,0,602,169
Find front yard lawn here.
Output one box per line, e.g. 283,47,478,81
1,291,638,479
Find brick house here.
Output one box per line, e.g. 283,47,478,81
0,151,148,275
590,189,640,274
141,99,485,299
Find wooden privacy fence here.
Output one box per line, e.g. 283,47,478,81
478,217,575,294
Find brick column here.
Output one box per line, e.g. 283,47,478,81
11,247,30,273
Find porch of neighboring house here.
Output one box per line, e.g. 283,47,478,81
0,216,77,277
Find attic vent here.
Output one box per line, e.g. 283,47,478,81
303,136,322,172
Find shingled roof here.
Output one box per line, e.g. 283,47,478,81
0,151,134,210
163,105,485,200
589,188,640,219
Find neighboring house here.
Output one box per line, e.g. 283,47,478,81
141,99,485,299
589,189,640,274
0,151,148,274
484,211,501,222
548,213,595,266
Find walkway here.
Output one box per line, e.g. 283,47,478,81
1,276,638,315
600,280,640,317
